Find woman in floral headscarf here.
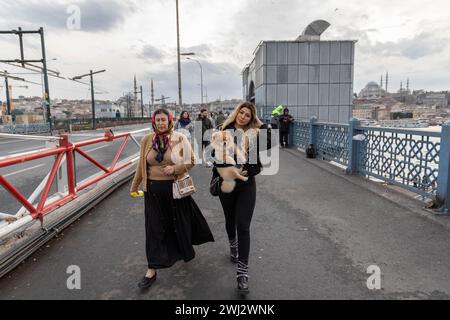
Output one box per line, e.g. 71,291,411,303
130,108,214,290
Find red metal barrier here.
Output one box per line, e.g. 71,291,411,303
0,129,136,221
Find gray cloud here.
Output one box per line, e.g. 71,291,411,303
372,33,449,59
138,45,166,62
125,59,242,104
180,44,213,58
0,0,137,32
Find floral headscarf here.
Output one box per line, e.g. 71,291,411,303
152,112,174,163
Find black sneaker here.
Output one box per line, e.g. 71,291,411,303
237,276,249,295
138,273,157,289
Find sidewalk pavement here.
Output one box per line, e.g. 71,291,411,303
0,149,449,300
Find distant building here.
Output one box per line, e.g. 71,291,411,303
15,113,44,124
352,105,373,120
417,92,448,108
358,82,386,100
96,102,126,118
242,20,356,123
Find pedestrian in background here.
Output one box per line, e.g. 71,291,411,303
278,108,294,148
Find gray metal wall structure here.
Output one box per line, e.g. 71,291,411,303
243,40,356,124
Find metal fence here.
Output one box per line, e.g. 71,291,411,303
291,117,450,212
0,123,50,134
0,118,152,135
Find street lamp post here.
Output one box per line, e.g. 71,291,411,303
186,57,203,107
71,69,106,130
176,0,182,108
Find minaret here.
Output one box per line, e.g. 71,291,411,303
385,72,389,93
134,75,138,116
151,79,154,109
406,78,410,93
380,75,384,96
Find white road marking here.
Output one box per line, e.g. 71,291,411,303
3,164,46,178
0,140,27,145
7,146,45,154
85,145,109,153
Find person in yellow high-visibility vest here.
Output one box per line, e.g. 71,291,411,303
269,105,283,129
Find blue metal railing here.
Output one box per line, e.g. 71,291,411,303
291,117,450,212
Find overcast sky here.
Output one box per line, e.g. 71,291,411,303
0,0,449,104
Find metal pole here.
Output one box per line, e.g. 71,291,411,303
140,85,144,118
176,0,182,107
18,27,25,68
4,71,11,116
199,61,203,107
187,58,203,106
90,70,96,130
151,79,154,112
39,27,52,134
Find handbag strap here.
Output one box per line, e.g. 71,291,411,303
167,133,190,181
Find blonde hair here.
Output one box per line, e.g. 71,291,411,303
221,101,259,132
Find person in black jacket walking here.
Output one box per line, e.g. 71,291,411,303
200,109,213,149
211,101,272,295
278,108,294,148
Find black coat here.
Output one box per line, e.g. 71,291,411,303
278,114,294,133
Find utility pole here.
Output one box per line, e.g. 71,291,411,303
4,71,11,115
71,69,106,130
176,0,183,108
39,27,52,133
0,27,53,133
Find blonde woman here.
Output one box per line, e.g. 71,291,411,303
211,101,272,295
131,108,214,290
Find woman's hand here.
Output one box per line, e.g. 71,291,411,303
255,115,264,128
162,165,175,176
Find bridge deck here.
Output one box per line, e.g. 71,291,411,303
1,149,449,300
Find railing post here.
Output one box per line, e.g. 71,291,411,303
437,121,450,212
346,117,361,174
59,134,76,196
309,116,317,147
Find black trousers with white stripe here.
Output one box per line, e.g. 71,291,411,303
218,177,256,268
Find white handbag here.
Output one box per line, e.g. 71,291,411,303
172,173,196,199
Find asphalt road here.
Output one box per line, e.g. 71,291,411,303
1,148,449,299
0,124,149,215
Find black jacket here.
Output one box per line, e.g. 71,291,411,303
278,114,294,133
201,116,213,135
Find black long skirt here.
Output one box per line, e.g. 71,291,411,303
144,179,214,269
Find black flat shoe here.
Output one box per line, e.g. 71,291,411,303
237,276,249,295
138,273,157,289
